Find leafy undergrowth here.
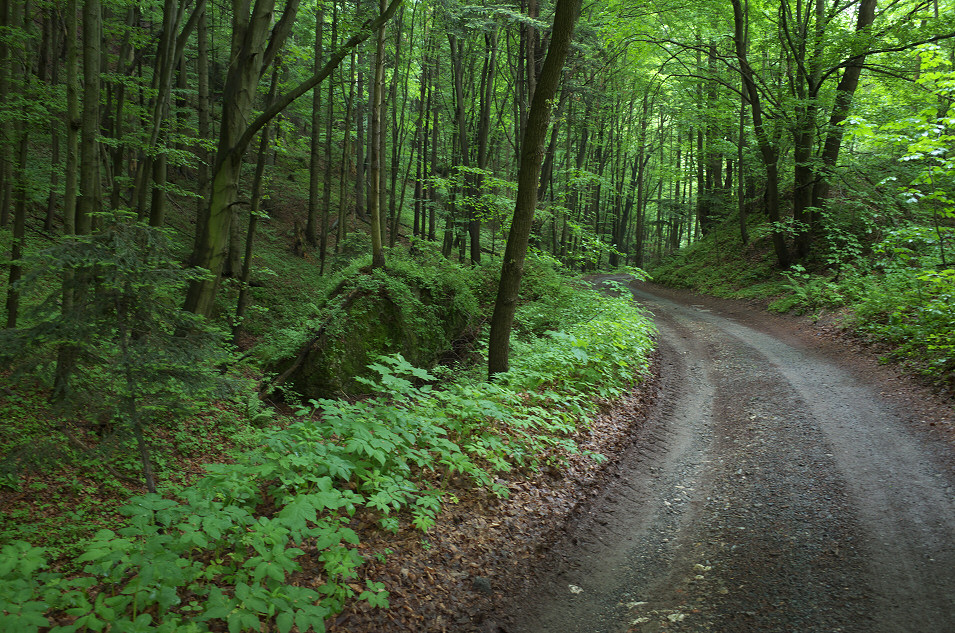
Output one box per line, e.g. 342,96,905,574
0,277,655,632
770,226,955,391
0,384,272,566
324,354,662,632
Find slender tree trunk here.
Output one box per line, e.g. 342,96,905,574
700,40,723,236
565,96,590,262
811,0,877,215
196,3,210,229
52,0,81,400
731,0,789,269
369,0,387,268
54,0,101,401
537,81,567,202
428,58,438,242
6,0,33,328
355,0,367,222
77,0,103,236
488,0,579,377
43,9,59,231
448,34,481,265
115,294,157,494
413,39,429,238
388,4,410,247
0,0,11,228
338,51,356,252
738,84,749,245
144,0,192,228
234,63,280,344
320,1,338,273
634,133,647,267
306,5,324,247
789,0,824,260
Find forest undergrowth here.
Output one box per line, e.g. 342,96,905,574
0,221,655,632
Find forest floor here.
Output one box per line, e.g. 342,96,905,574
331,277,955,632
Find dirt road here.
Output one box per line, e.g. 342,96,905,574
501,277,955,633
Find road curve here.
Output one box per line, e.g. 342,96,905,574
502,278,955,633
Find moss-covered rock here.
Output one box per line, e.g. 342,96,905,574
274,263,478,399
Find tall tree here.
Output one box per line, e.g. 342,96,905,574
307,3,324,248
369,0,387,268
5,0,35,327
731,0,790,268
184,0,403,317
488,0,581,377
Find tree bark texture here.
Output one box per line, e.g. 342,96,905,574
487,0,580,378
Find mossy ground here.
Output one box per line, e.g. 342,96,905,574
648,215,790,301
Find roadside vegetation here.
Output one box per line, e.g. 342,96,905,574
651,197,954,394
0,221,654,631
650,37,954,394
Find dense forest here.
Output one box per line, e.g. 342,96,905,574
1,0,954,630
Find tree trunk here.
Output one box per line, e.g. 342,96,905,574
338,50,356,252
196,3,210,230
448,34,481,265
387,4,408,247
6,0,33,328
306,5,324,247
234,63,280,344
700,40,723,236
54,0,100,401
428,57,439,242
369,0,387,269
738,83,749,245
538,82,567,202
0,0,11,228
142,0,193,227
788,0,824,260
355,1,367,222
184,0,403,317
731,0,790,269
321,1,338,273
77,0,102,236
413,38,429,238
811,0,877,215
488,0,579,378
42,9,59,231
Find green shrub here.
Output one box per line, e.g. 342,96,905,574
0,216,232,492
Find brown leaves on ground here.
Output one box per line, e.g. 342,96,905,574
320,358,661,633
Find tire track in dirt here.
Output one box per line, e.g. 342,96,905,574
500,278,955,633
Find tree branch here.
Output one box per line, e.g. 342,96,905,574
236,0,404,155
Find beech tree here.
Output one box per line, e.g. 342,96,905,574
1,0,952,353
488,0,581,377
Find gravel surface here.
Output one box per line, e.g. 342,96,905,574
498,277,955,633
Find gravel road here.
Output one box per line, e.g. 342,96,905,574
501,277,955,633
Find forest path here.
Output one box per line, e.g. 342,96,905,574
499,277,955,633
